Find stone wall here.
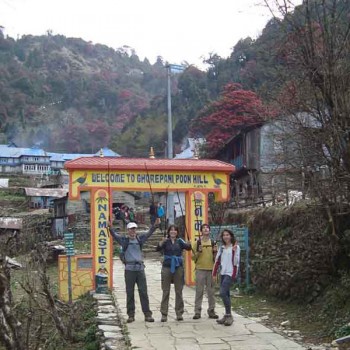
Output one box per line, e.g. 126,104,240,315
227,204,339,300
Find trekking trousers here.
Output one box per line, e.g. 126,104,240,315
160,266,184,317
124,269,152,317
194,269,216,315
220,274,233,315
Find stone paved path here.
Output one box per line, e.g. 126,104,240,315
113,259,306,350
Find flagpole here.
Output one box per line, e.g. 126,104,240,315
166,63,184,225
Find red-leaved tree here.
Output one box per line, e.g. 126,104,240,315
191,83,273,155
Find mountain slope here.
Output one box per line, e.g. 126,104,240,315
0,32,167,153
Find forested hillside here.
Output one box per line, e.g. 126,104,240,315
1,1,349,158
0,31,170,154
0,10,290,157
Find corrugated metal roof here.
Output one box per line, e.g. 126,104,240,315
65,157,234,172
94,147,121,157
22,147,48,156
47,152,94,161
175,138,205,159
24,188,68,197
0,217,22,229
0,145,48,157
0,145,122,162
175,148,194,159
0,145,24,157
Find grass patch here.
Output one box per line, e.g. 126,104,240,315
230,291,329,343
0,188,26,199
0,194,26,201
227,282,350,344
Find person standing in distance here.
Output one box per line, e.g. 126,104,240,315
192,224,218,320
157,202,165,230
149,201,157,225
108,221,157,323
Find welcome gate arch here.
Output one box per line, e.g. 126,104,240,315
59,157,234,301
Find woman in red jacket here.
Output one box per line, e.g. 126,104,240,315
212,229,240,326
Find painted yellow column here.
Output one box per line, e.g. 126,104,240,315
91,188,113,289
185,190,208,285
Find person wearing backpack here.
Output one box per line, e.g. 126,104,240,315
156,225,191,322
212,229,240,326
192,223,219,320
157,202,165,229
108,221,157,323
129,207,136,223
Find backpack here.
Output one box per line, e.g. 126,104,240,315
196,237,216,252
157,206,165,218
212,243,239,280
194,238,216,263
119,236,143,264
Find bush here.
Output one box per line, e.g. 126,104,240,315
335,323,350,338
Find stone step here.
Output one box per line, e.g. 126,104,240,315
142,246,159,252
144,251,162,259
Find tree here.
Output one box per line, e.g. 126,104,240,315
264,0,350,236
191,83,272,155
85,120,111,151
0,242,94,350
0,257,23,350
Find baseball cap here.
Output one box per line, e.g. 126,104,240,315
127,222,138,229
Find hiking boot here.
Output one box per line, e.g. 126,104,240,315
145,316,155,322
161,315,167,322
208,311,219,319
176,316,184,321
127,316,135,323
224,315,233,326
193,314,201,320
216,315,227,324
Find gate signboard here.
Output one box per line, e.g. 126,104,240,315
59,156,235,300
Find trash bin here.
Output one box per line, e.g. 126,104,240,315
95,273,108,294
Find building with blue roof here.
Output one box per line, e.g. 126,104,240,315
47,152,94,174
94,147,121,157
0,145,120,175
0,145,51,174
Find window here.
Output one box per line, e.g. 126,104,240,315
38,165,49,172
24,165,35,171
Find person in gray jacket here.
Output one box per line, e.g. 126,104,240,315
109,221,157,323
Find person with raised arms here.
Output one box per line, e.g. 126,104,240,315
156,225,192,322
108,221,157,323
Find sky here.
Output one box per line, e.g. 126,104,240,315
0,0,297,69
